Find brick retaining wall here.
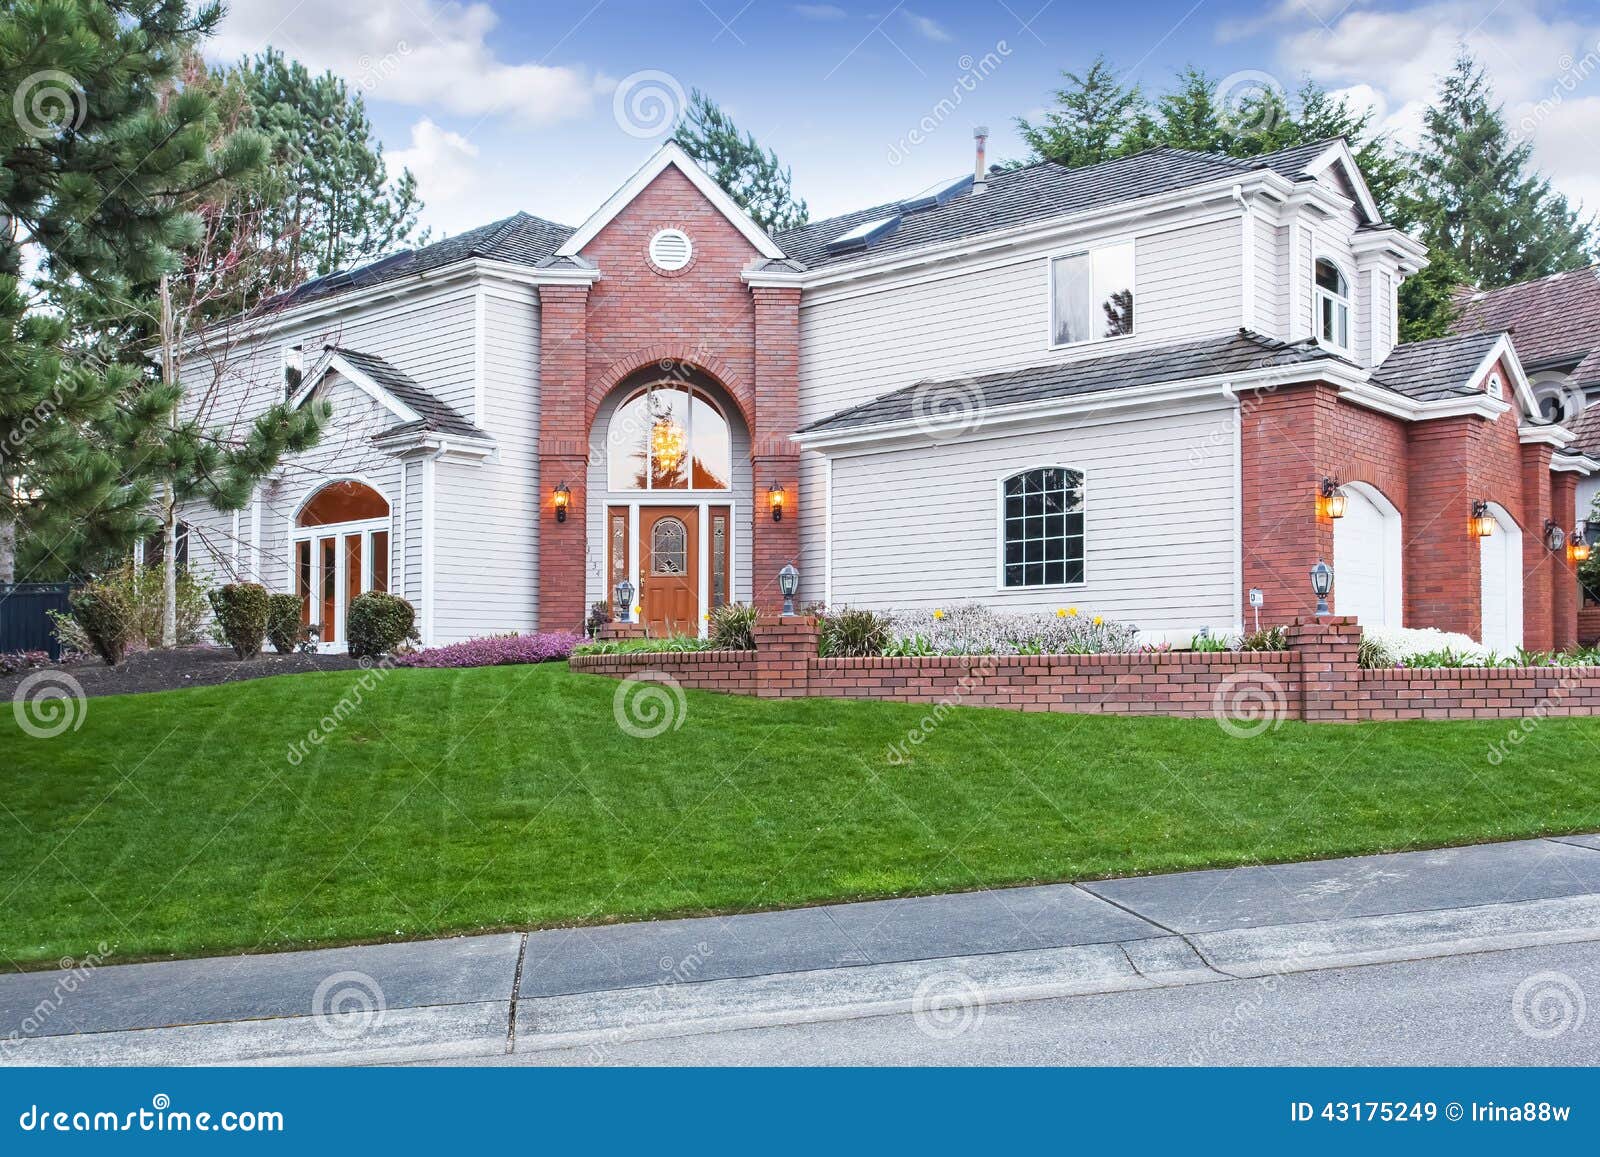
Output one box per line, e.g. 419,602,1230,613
569,616,1600,723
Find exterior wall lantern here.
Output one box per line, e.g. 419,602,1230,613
1318,477,1348,519
1470,499,1495,539
1544,519,1567,553
777,563,800,616
1570,523,1592,564
768,482,786,522
614,578,635,621
552,482,571,523
1310,559,1333,617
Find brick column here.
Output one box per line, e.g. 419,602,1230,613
1552,471,1579,650
537,283,592,634
1287,615,1361,723
1406,416,1481,636
750,285,801,612
753,615,817,699
1520,442,1556,652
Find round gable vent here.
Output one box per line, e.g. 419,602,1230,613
648,228,693,272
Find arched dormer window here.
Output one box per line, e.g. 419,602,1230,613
1315,258,1351,351
607,385,732,491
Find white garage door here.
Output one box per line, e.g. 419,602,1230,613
1333,484,1401,626
1479,504,1523,654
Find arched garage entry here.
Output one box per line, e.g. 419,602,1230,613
1478,501,1524,654
1332,481,1403,627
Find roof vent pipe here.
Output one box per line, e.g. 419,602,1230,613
973,126,988,194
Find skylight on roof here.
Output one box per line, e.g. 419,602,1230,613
899,174,973,212
826,214,901,253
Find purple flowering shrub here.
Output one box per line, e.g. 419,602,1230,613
393,631,584,669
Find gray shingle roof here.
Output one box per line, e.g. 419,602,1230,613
800,330,1342,436
773,139,1352,270
266,213,574,311
1451,266,1600,386
324,348,486,439
1371,331,1505,401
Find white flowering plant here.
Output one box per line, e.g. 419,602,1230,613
881,604,1140,657
1359,625,1600,669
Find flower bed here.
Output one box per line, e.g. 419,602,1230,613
393,632,583,669
1360,625,1600,669
817,604,1142,658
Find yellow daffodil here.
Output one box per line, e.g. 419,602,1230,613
1093,615,1103,626
1056,608,1067,618
1067,607,1079,617
932,608,946,620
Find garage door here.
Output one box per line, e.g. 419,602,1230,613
1479,504,1523,653
1333,484,1400,626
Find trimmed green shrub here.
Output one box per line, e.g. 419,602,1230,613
818,606,892,657
209,583,271,660
70,581,137,666
265,593,303,654
346,591,418,659
708,602,758,650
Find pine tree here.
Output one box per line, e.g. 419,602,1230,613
1405,49,1594,308
0,0,235,582
674,90,808,233
1015,55,1149,168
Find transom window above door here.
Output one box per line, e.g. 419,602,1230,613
1000,467,1085,588
607,384,732,491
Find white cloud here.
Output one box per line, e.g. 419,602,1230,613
1269,1,1600,207
390,118,483,233
208,0,604,123
902,11,952,42
1218,0,1373,44
793,4,848,18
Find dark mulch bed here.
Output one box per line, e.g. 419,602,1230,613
0,646,363,700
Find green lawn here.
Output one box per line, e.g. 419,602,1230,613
3,660,1600,969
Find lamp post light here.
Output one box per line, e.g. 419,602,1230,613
614,578,635,622
777,563,800,617
1310,559,1333,617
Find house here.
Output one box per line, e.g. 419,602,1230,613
176,134,1596,653
1452,266,1600,642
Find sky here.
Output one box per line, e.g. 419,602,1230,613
205,0,1600,241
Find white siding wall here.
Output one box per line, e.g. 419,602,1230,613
797,214,1244,593
430,287,542,644
1253,216,1287,334
824,400,1241,639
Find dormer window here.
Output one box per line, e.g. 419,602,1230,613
282,343,304,395
1314,259,1350,351
1049,241,1135,348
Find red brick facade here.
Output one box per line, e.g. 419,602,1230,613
1240,361,1579,653
536,162,800,632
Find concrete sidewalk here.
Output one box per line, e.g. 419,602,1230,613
5,834,1600,1065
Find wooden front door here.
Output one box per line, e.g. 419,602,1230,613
641,507,698,636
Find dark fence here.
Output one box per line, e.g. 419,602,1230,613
0,582,73,659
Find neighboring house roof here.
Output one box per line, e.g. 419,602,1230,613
798,330,1341,436
264,212,574,311
772,138,1363,270
1451,266,1600,384
1370,330,1508,402
298,348,486,439
1568,395,1600,455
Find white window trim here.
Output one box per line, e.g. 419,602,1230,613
993,465,1089,592
605,383,736,494
1045,237,1137,352
1313,254,1354,355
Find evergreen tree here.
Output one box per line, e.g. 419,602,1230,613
0,0,237,582
1015,55,1149,168
674,90,808,233
1400,49,1595,337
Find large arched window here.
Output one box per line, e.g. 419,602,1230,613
292,480,391,648
1000,467,1085,588
607,385,732,491
297,480,389,526
1315,258,1351,351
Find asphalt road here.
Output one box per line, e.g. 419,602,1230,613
466,940,1600,1066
